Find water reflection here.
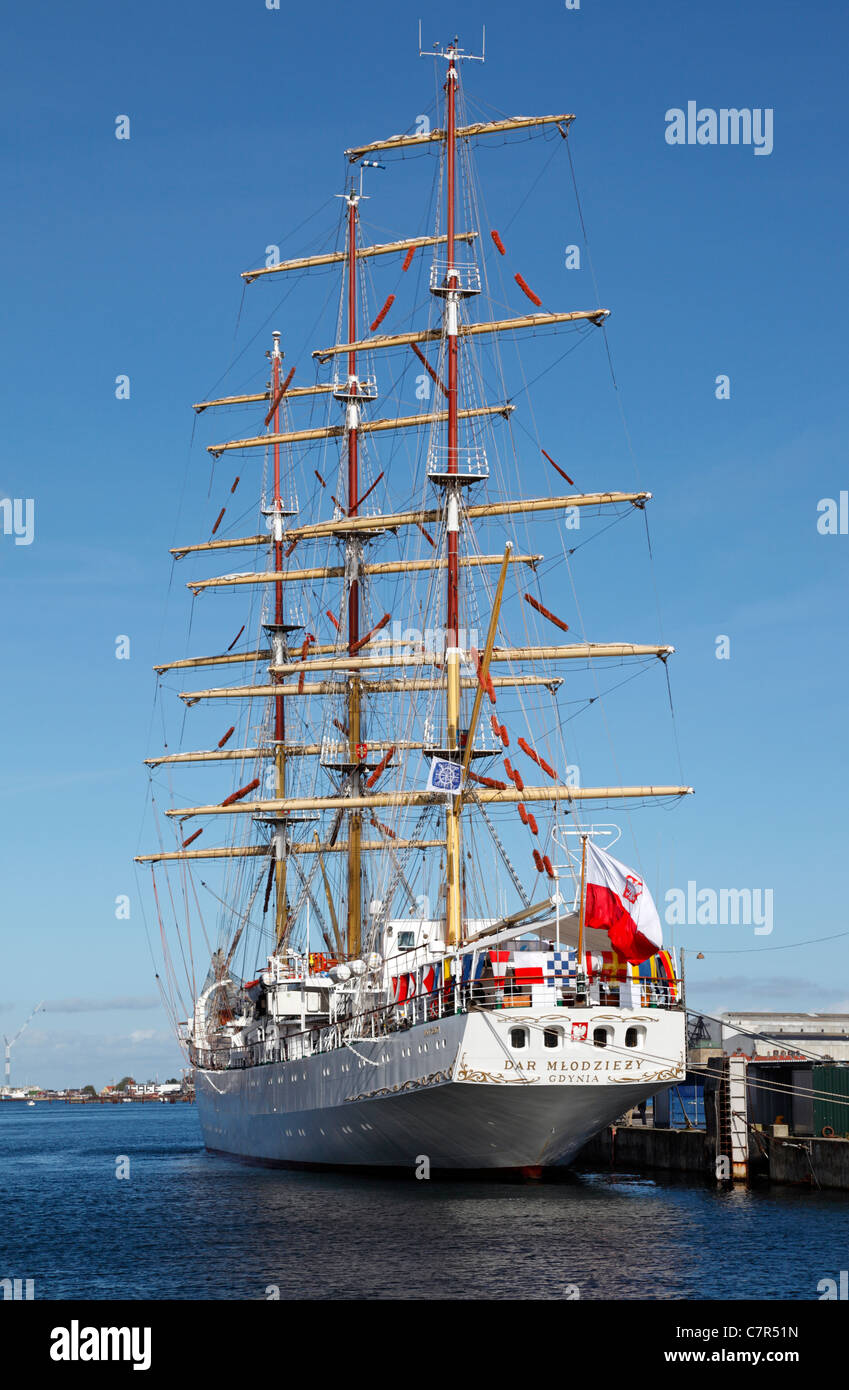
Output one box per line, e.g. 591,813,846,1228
0,1105,846,1299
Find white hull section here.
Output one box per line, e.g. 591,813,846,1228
196,1005,685,1170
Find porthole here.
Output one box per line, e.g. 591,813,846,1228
510,1028,528,1049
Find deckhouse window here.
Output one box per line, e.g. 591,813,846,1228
397,932,416,950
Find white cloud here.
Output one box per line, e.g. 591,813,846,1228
44,997,161,1014
5,1026,186,1090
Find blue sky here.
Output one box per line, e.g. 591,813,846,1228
1,0,847,1087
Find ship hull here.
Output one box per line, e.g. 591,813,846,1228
196,1005,685,1172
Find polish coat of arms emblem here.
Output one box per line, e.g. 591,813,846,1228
622,874,643,906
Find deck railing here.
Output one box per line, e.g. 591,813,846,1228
191,973,681,1072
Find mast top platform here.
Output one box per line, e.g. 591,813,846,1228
419,25,485,64
262,620,303,637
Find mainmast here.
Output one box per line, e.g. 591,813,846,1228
344,186,363,956
434,35,482,948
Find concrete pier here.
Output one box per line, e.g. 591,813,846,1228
768,1135,849,1190
574,1122,849,1190
575,1124,712,1174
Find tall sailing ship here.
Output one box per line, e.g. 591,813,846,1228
137,37,692,1172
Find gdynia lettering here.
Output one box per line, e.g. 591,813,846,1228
665,882,773,935
665,103,773,156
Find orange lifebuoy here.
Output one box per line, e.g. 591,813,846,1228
822,1125,836,1137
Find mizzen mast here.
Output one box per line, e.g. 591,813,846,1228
342,183,365,956
266,331,292,949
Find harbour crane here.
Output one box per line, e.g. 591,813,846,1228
3,1001,44,1090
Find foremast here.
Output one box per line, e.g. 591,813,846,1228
436,37,480,948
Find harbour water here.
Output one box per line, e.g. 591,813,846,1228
0,1102,846,1301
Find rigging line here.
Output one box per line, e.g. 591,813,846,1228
728,1074,849,1112
562,546,645,878
500,139,563,236
148,866,189,1028
685,1063,849,1110
564,128,649,506
198,869,265,954
198,281,249,404
563,132,605,353
640,503,668,661
557,661,657,725
531,504,637,571
244,195,340,286
138,691,169,853
287,852,332,954
152,970,185,1054
662,654,685,785
177,826,199,1004
683,1005,836,1063
229,281,247,375
461,137,549,498
150,798,195,997
201,212,341,402
686,929,849,955
169,409,200,564
467,790,531,908
201,262,320,405
161,742,202,993
133,861,182,1013
186,871,214,987
503,331,593,402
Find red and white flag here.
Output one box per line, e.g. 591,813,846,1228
489,950,510,980
583,840,662,964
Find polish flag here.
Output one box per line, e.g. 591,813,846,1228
584,840,663,964
489,950,510,980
